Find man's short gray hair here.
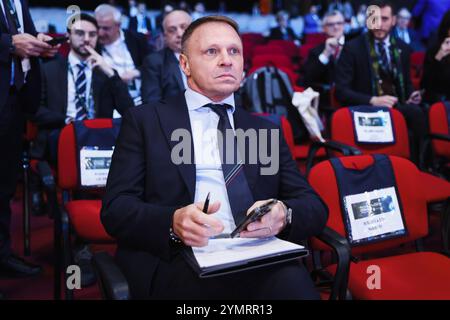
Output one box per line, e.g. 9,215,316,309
94,4,122,23
323,10,345,25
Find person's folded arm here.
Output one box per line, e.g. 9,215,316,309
106,70,135,114
101,108,177,261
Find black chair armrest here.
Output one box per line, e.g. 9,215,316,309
93,251,130,300
315,226,351,300
306,140,362,176
429,133,450,142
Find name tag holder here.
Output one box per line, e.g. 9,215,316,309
351,106,395,145
331,155,408,246
73,119,121,189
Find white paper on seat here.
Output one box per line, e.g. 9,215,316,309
353,110,394,143
79,147,113,187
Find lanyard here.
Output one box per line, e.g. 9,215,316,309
3,0,21,32
68,63,93,117
102,45,135,71
367,33,406,103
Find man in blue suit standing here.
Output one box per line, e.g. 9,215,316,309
101,15,328,299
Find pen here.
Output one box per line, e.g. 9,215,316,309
202,192,210,213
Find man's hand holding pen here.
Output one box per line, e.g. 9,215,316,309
172,193,224,247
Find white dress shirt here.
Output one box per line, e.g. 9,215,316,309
102,30,141,106
66,51,93,123
185,87,237,233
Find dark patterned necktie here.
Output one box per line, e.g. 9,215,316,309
206,103,254,223
377,41,391,72
3,0,24,89
74,62,88,120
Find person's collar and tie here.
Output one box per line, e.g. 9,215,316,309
68,52,94,121
375,35,392,71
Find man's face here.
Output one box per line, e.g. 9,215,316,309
163,11,192,53
180,22,244,102
69,20,98,57
278,15,288,28
96,15,121,45
323,14,345,38
372,6,396,40
397,14,410,30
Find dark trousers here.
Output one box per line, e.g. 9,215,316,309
145,253,320,300
395,103,428,164
0,89,24,259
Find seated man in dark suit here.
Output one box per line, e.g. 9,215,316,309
95,4,152,106
303,10,346,89
269,10,300,42
31,13,134,286
394,8,424,52
141,10,191,104
101,15,328,299
335,0,427,163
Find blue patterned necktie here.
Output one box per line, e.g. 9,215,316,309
377,41,391,72
206,103,254,223
74,62,88,120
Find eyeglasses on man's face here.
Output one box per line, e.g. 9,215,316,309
325,21,345,28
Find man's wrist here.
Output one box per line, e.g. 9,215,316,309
277,200,292,228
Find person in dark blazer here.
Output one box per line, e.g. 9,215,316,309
303,10,346,88
335,0,427,163
393,8,424,52
101,16,328,299
32,14,134,160
421,10,450,104
0,0,58,279
95,4,152,106
269,10,299,41
141,10,191,104
128,2,152,35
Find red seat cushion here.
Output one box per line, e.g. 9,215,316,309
327,252,450,300
65,200,114,242
293,144,326,160
419,172,450,203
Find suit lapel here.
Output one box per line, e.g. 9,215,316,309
123,30,138,66
91,68,102,114
156,94,196,201
233,107,260,192
166,48,184,91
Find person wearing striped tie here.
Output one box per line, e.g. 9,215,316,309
30,13,134,287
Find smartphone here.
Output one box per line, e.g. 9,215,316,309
45,36,68,46
230,199,278,238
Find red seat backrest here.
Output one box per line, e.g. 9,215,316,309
429,102,450,159
267,40,299,58
252,44,286,57
304,32,327,46
331,107,410,159
57,119,117,189
308,155,428,255
251,54,294,70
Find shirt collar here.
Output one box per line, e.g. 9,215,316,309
185,87,235,113
375,35,390,46
68,51,91,70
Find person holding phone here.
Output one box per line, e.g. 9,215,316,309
421,10,450,104
102,15,328,299
29,13,134,287
0,0,59,283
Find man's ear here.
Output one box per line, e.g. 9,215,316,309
179,53,191,77
392,15,397,27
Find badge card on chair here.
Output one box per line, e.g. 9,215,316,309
353,110,394,144
79,147,114,187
